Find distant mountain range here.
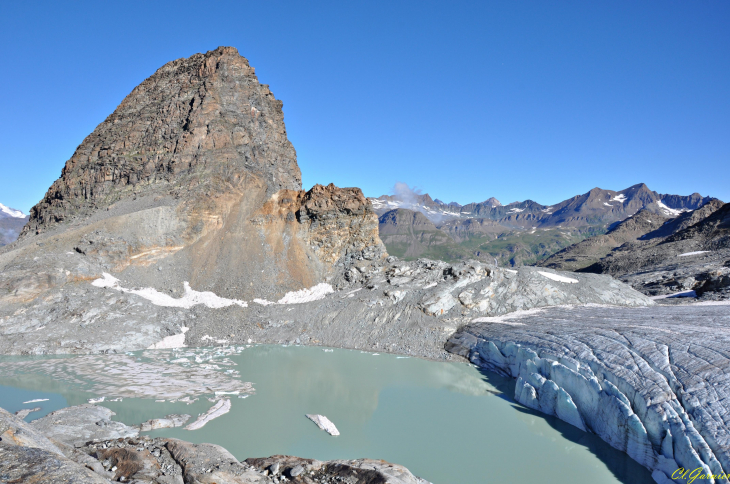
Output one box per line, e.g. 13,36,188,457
371,184,717,266
0,203,28,246
539,199,729,298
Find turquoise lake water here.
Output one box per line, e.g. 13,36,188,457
0,345,653,483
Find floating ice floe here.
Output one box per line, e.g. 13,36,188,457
306,414,340,436
88,396,105,404
92,273,247,309
0,352,252,401
537,271,579,284
678,251,710,257
22,398,49,404
185,398,231,430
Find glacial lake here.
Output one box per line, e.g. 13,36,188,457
0,345,653,483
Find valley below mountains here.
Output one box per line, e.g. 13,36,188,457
2,46,729,484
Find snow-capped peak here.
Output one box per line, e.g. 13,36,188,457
0,203,26,218
656,200,688,217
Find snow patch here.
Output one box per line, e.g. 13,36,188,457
148,327,189,349
656,200,687,217
91,273,247,309
537,271,579,284
185,398,231,430
610,194,627,203
277,283,334,304
678,251,710,257
508,208,525,213
603,203,613,207
0,203,25,218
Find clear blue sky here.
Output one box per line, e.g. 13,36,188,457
1,1,728,213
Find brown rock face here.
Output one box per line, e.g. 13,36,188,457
9,47,384,300
299,183,385,268
23,46,300,237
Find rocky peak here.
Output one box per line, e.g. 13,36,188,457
23,46,300,237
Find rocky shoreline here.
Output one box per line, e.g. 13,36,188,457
0,405,431,483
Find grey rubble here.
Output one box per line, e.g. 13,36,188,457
446,304,730,483
0,404,431,484
0,255,651,356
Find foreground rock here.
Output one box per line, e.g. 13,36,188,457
30,404,139,446
446,304,730,483
0,404,431,484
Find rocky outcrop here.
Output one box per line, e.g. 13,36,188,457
446,304,730,483
30,405,139,446
298,183,386,275
22,46,300,237
0,404,431,484
0,47,386,337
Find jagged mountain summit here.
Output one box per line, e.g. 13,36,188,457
0,202,28,246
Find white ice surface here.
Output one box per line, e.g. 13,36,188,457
22,399,49,404
537,271,579,284
185,398,231,430
0,203,25,218
306,414,340,436
92,273,247,309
